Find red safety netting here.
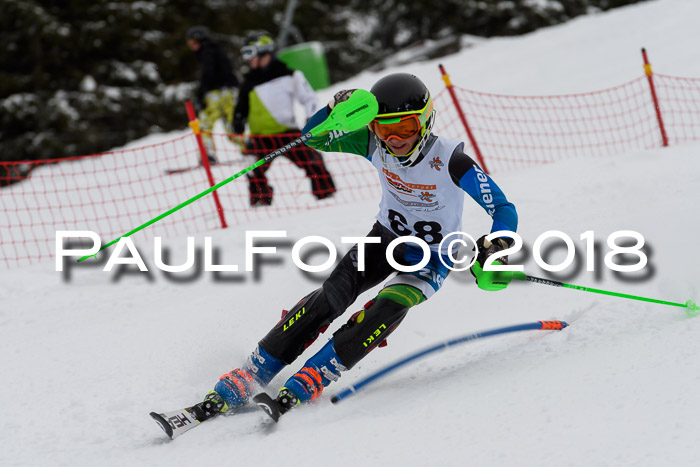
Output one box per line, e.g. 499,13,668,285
0,133,379,268
3,71,700,268
654,73,700,145
433,74,700,172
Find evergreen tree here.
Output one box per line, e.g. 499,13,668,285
0,0,648,166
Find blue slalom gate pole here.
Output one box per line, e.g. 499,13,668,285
331,320,568,404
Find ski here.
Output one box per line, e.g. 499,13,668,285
150,399,260,440
253,388,300,423
253,392,282,423
164,165,202,175
164,160,239,175
150,405,204,440
151,392,291,439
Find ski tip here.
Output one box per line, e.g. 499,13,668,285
253,393,281,423
150,412,174,440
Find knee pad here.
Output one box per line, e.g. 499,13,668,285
259,288,336,364
376,284,426,307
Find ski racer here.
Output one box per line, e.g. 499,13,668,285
199,73,518,419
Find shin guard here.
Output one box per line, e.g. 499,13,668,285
332,297,410,369
259,288,336,364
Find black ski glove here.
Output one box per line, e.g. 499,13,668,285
470,235,513,291
327,89,357,111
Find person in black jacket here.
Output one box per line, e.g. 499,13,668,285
186,26,239,164
233,31,336,207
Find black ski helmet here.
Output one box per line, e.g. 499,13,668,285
186,25,211,43
369,73,435,164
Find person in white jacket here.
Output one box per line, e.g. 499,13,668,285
233,31,336,207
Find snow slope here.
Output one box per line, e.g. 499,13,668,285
2,1,700,466
322,0,700,98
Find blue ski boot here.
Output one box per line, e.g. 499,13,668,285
212,368,256,411
210,346,286,412
281,339,347,408
254,340,348,423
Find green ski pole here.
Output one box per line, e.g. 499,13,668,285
78,89,379,262
513,271,699,317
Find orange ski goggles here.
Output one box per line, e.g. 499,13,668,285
369,114,422,141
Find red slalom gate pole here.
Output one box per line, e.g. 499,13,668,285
641,48,669,147
438,63,489,173
185,100,228,229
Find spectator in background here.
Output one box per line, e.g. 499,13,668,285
233,31,336,207
186,25,239,165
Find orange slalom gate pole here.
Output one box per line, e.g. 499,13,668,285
185,100,228,229
641,48,669,147
438,63,489,173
